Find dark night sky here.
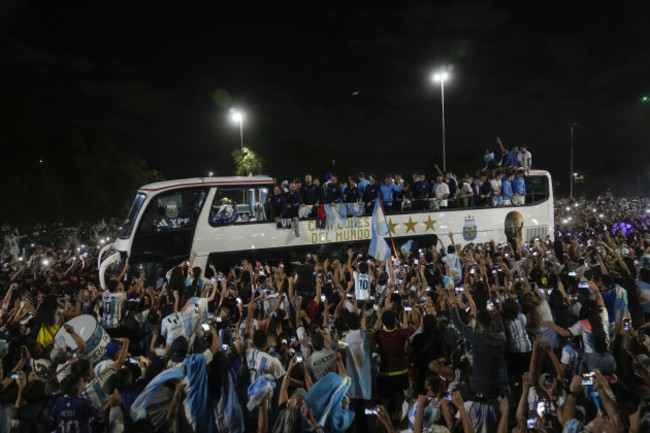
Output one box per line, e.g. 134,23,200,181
1,1,649,196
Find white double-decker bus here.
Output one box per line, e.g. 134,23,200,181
99,170,554,283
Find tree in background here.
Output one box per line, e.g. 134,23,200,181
231,147,264,176
0,114,161,227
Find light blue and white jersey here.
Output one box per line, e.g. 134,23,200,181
81,369,114,407
512,176,526,195
506,313,532,353
353,271,372,301
161,312,187,346
102,291,126,329
502,179,513,201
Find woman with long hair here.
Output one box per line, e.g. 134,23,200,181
543,296,615,375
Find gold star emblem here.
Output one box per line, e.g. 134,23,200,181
388,218,398,234
403,216,417,233
424,216,436,232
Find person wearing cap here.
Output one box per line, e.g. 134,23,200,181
92,341,122,377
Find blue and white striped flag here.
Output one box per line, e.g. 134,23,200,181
368,199,390,261
324,204,342,227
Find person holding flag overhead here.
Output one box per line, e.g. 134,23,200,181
368,198,392,262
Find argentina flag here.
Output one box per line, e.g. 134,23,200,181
368,199,390,261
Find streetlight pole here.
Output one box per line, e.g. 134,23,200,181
569,122,577,200
237,116,244,152
433,71,450,172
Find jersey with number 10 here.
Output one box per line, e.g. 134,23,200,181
353,271,372,301
52,396,102,433
102,291,126,329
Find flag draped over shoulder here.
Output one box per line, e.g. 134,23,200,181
130,353,214,433
368,199,390,261
303,373,355,433
131,367,185,429
185,353,214,433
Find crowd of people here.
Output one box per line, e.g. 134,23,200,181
265,148,532,230
2,192,650,433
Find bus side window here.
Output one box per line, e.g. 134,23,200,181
256,188,269,221
139,189,206,234
209,187,251,225
525,176,549,205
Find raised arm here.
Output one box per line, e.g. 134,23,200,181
64,324,88,355
245,302,257,340
541,320,572,338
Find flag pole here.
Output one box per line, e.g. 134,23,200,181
377,194,398,258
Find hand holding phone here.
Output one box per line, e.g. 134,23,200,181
364,407,379,415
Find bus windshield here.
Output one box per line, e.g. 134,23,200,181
117,193,146,239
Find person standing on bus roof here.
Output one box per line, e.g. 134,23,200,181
269,186,287,229
344,177,360,203
415,172,431,211
518,145,532,172
313,177,325,204
362,176,380,215
507,144,519,167
356,172,369,198
379,174,403,213
501,171,514,206
512,169,526,205
432,174,450,209
300,174,319,206
285,181,302,219
325,175,343,205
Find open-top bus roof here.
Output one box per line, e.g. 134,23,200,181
138,175,275,193
137,170,551,193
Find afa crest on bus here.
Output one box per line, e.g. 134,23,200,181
462,215,477,241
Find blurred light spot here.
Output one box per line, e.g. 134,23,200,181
212,89,231,108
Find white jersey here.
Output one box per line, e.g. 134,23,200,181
353,271,372,301
102,291,126,329
161,312,187,345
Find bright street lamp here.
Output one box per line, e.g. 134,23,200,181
229,109,244,152
432,71,450,172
